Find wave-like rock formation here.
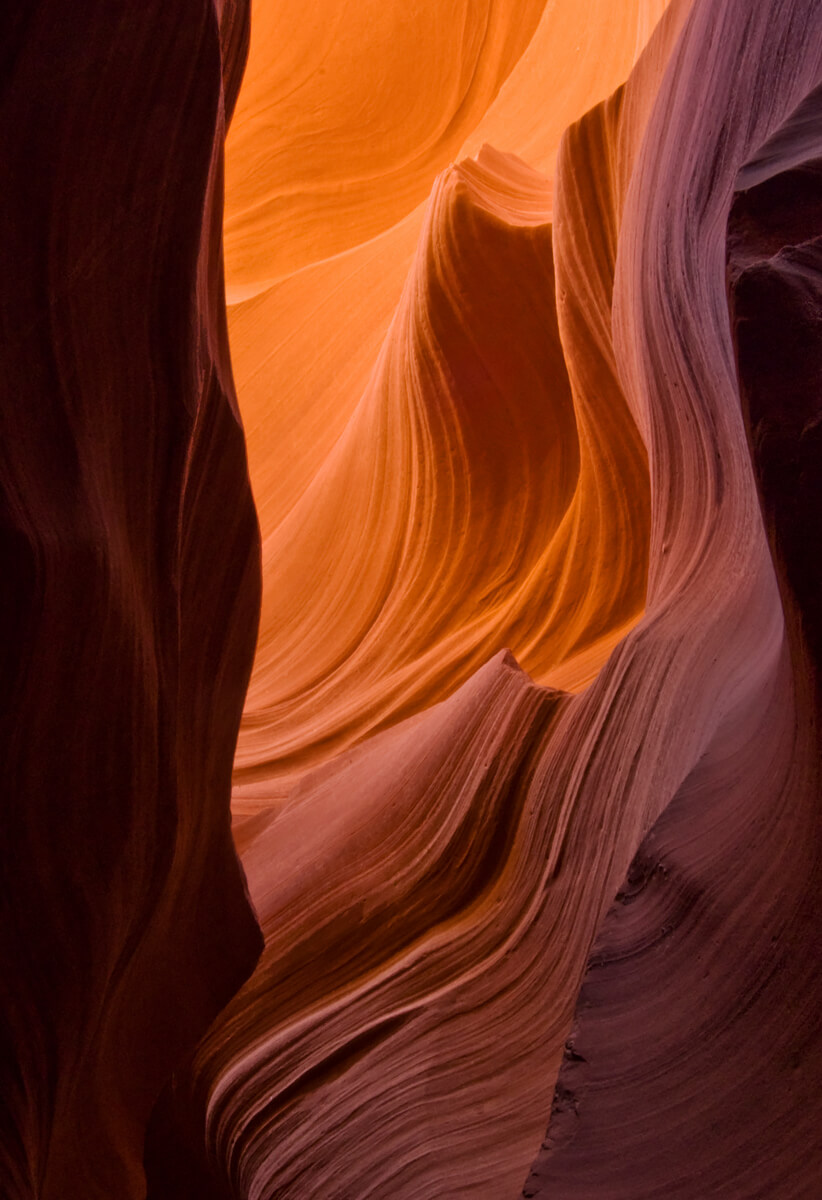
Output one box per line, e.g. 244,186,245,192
0,4,261,1197
228,1,675,808
223,0,670,299
150,651,575,1198
232,141,651,804
148,1,822,1198
5,0,822,1198
524,1,822,1195
228,16,690,809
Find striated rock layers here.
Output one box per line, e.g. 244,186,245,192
4,1,822,1198
229,0,675,806
231,143,650,806
151,1,822,1199
523,2,822,1196
0,4,261,1198
223,0,671,299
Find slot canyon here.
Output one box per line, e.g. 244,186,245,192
1,1,822,1196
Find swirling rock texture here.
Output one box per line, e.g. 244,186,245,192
222,0,670,299
230,0,674,807
522,4,822,1197
232,140,651,806
151,0,822,1198
5,2,822,1200
0,3,261,1198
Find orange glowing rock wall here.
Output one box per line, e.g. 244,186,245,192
223,0,669,298
150,0,822,1197
3,1,822,1198
230,1,675,806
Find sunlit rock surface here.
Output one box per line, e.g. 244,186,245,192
3,1,822,1198
223,0,670,299
230,2,680,807
232,141,652,806
154,0,822,1197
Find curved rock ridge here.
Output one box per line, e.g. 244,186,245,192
153,651,576,1198
177,0,819,1196
6,1,822,1198
223,0,672,301
233,148,573,797
232,141,654,806
522,644,813,1198
223,0,547,300
524,0,822,1194
460,0,673,176
229,4,695,812
0,4,262,1197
